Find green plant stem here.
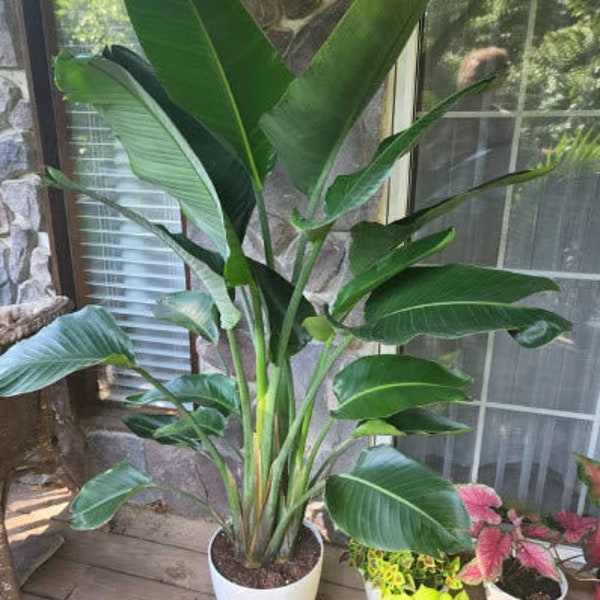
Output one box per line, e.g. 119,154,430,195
250,283,268,409
309,437,357,488
263,480,326,561
226,329,255,512
263,336,352,530
133,366,243,540
304,416,334,478
259,238,325,474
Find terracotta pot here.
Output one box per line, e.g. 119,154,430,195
208,521,324,600
484,569,568,600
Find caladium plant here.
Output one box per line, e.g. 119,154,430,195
456,482,600,587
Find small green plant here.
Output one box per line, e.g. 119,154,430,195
346,539,468,600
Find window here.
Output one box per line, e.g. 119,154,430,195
396,0,600,514
54,0,191,401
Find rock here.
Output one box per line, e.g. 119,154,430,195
0,245,8,286
305,501,347,546
16,279,46,303
0,3,18,68
0,201,9,234
29,245,52,289
0,76,19,124
266,27,294,56
2,174,42,229
287,0,352,73
0,131,32,179
197,328,256,380
0,280,13,304
283,0,321,20
9,98,33,130
242,0,281,27
8,217,35,284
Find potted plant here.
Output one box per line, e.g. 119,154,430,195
457,454,600,600
0,0,571,597
345,538,468,600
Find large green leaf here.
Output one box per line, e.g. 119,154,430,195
124,413,201,450
325,445,472,554
103,45,256,239
332,355,471,420
331,229,455,320
349,166,555,275
153,407,227,439
46,168,241,329
153,291,219,344
261,0,428,193
125,374,240,416
54,51,229,258
296,76,497,230
343,265,571,347
353,408,471,438
124,0,292,181
71,462,156,530
0,306,135,396
250,260,316,361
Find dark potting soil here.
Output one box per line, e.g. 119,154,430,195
497,557,562,600
211,524,321,589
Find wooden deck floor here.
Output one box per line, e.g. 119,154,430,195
6,484,365,599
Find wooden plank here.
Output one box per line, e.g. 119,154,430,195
67,567,212,600
318,581,366,600
322,545,364,590
24,557,91,600
57,529,214,594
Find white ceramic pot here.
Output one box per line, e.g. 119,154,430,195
484,569,568,600
364,579,382,600
208,521,324,600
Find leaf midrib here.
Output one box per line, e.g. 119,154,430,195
340,381,466,406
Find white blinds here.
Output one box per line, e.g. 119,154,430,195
56,7,190,401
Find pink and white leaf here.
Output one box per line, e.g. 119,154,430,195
475,527,512,581
522,524,561,543
459,558,484,586
554,510,597,544
508,509,523,527
516,541,559,581
584,523,600,569
456,484,502,524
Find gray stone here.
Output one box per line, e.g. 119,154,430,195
86,429,147,474
16,279,46,303
197,329,256,380
8,218,35,284
2,175,42,229
29,245,52,288
145,441,234,517
0,201,9,234
306,232,347,297
0,280,14,305
0,131,32,179
283,0,321,19
9,98,32,130
242,0,281,27
0,3,18,68
0,76,19,124
0,244,8,286
287,0,352,73
266,27,294,56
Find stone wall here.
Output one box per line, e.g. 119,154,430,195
0,0,54,306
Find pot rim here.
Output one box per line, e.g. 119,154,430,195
208,519,324,592
486,568,568,600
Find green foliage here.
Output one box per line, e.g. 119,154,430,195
347,539,468,600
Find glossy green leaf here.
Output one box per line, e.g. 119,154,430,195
332,229,455,320
153,407,227,439
354,408,471,438
261,0,428,193
325,445,472,554
125,374,240,416
124,413,201,450
54,51,228,257
332,355,471,420
349,166,555,275
250,260,316,361
344,265,571,347
303,316,335,342
124,0,293,180
104,45,256,239
153,291,219,344
71,462,155,530
46,168,241,329
0,305,135,396
298,76,497,229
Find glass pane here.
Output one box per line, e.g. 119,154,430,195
399,0,600,513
